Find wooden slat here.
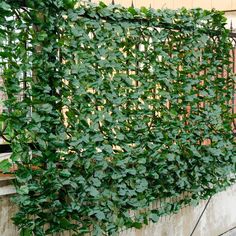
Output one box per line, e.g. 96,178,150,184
133,0,151,8
212,0,232,10
188,0,212,9
173,0,193,9
0,185,16,196
115,0,132,7
151,0,174,9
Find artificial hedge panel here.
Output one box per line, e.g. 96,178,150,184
0,0,235,235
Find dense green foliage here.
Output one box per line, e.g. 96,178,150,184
0,0,235,235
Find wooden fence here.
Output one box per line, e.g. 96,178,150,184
89,0,236,11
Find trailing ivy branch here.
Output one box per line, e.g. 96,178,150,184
0,0,235,235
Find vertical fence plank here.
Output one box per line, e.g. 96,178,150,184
212,0,232,11
173,0,193,9
133,0,151,8
192,0,212,9
115,0,133,7
150,0,174,9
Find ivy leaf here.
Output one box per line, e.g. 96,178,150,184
0,159,11,173
18,185,29,195
132,222,143,229
20,228,32,236
95,211,106,220
59,217,72,229
60,169,71,178
88,186,99,197
149,213,159,222
0,2,10,11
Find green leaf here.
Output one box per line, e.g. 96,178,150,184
37,32,48,42
149,213,159,222
95,211,106,220
20,228,32,236
0,2,10,11
60,169,71,178
0,159,11,173
92,178,102,187
88,186,99,197
59,217,72,229
31,112,44,123
40,104,53,113
18,185,29,195
132,222,143,229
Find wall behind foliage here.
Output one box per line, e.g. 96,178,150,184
90,0,236,10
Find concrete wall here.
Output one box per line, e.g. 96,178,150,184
1,183,236,236
120,184,236,236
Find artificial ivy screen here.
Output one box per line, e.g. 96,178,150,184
0,0,235,235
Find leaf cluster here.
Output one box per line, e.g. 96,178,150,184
0,1,235,235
